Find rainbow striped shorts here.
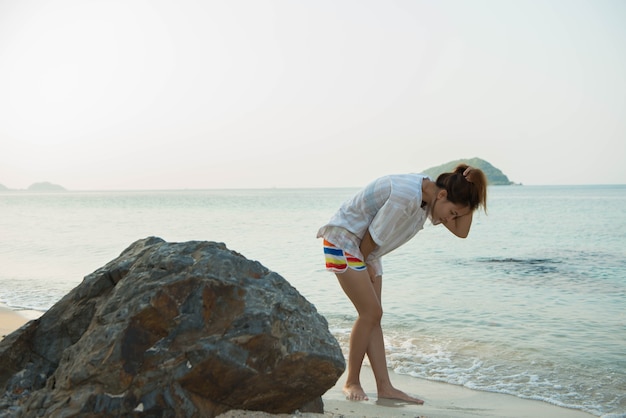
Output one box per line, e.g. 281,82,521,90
323,239,367,273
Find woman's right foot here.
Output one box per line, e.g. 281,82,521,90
343,383,369,401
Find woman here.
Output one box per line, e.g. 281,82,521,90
317,164,487,403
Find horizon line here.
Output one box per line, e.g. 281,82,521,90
2,183,626,193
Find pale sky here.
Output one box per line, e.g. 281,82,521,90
1,0,625,190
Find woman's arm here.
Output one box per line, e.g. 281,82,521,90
443,211,473,238
360,230,379,282
359,229,377,262
443,165,476,238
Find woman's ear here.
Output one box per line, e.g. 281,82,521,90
437,189,447,200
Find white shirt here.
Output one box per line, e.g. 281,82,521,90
317,174,430,277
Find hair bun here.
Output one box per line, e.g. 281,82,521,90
454,164,469,175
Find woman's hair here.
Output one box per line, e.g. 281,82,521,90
435,164,488,212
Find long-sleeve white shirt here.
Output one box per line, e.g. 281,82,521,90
317,174,430,277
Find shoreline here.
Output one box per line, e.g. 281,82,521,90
0,305,596,417
321,367,595,418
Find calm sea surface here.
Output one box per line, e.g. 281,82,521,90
1,185,625,417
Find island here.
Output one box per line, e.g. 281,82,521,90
27,182,67,192
422,157,517,185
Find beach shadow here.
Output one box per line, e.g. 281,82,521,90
374,398,417,408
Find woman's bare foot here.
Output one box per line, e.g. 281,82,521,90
343,383,369,401
378,387,424,404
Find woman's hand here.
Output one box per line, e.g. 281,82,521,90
463,166,474,182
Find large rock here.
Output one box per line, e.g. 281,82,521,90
0,237,345,417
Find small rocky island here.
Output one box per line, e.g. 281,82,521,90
27,182,66,192
0,182,66,192
422,157,517,185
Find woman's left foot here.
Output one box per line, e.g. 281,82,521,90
378,387,424,405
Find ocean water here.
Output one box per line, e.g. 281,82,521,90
0,185,625,417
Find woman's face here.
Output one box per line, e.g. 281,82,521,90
430,191,471,226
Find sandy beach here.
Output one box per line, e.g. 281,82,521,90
0,305,595,418
0,304,31,339
320,368,595,418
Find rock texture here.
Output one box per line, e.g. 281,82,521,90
0,237,345,417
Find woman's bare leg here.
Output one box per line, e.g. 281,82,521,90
336,268,382,400
365,273,424,404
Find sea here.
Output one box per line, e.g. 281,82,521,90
0,185,624,417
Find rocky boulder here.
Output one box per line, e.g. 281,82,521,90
0,237,345,417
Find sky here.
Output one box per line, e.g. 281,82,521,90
1,0,625,190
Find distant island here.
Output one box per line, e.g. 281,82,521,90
422,157,517,185
27,182,67,192
0,182,67,192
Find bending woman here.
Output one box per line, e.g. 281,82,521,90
317,164,488,403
